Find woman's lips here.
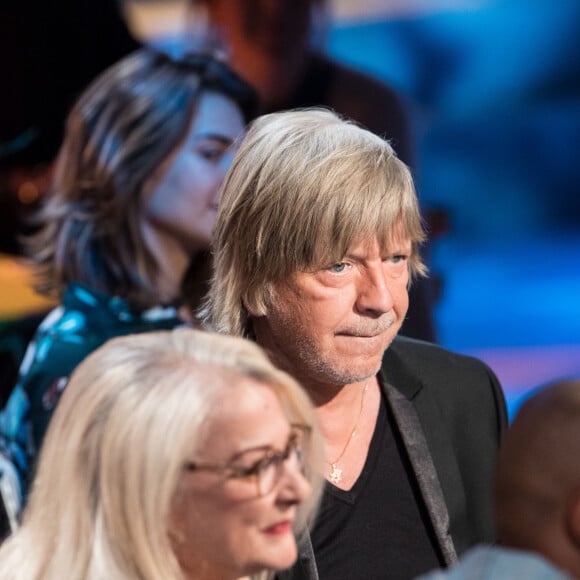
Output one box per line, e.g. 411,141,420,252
263,520,293,535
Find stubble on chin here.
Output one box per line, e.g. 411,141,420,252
256,294,400,389
287,331,395,389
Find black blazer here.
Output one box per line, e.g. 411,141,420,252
279,336,508,580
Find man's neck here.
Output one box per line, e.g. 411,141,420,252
315,376,382,490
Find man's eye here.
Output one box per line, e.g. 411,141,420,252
391,254,408,264
329,262,347,273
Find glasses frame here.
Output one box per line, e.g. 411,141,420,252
184,423,311,497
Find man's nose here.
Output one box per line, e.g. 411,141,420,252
355,264,394,317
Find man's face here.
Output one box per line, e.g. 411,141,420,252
252,236,411,389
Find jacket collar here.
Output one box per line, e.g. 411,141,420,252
380,336,424,400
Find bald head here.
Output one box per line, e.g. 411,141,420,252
494,379,580,577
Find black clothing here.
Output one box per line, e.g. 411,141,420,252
312,397,441,579
278,336,508,580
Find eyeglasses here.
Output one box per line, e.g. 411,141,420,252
184,423,311,497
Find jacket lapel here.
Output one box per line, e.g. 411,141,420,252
382,381,458,566
381,337,474,562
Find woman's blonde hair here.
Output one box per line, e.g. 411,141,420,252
203,107,427,337
0,329,322,580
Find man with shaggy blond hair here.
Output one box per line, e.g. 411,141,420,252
203,108,508,579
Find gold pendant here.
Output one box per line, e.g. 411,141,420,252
329,463,342,485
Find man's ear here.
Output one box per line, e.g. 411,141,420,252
243,284,274,318
243,297,260,317
242,295,267,318
565,487,580,548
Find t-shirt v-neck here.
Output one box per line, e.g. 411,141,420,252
310,388,442,579
323,389,385,504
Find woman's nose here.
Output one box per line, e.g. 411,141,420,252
277,459,312,504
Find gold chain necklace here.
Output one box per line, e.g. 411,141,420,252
326,381,369,485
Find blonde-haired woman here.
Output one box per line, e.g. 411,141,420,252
0,329,323,580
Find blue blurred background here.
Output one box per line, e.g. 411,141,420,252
327,0,580,417
2,0,578,418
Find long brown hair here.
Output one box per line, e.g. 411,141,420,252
29,49,257,307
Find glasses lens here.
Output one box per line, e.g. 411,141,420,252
256,427,309,496
256,456,279,496
290,425,311,477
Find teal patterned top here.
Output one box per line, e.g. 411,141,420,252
0,283,184,511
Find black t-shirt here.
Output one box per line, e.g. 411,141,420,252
310,394,443,579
